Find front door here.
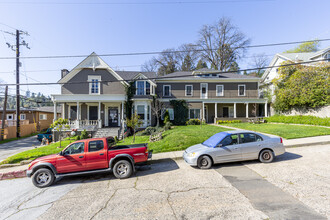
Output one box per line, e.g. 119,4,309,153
109,107,119,127
223,107,229,117
56,142,86,173
89,106,98,120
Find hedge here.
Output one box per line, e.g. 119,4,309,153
266,115,330,127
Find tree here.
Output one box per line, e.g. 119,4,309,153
50,118,70,148
249,53,269,77
177,44,198,71
154,48,179,75
141,59,158,72
196,59,208,70
197,17,250,71
151,95,164,127
228,61,240,72
285,40,319,53
126,113,143,143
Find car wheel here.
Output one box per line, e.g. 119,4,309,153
32,168,55,188
113,160,133,179
259,149,274,163
197,155,212,169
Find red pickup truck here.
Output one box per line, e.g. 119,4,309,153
26,137,152,188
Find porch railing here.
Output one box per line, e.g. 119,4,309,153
66,120,101,130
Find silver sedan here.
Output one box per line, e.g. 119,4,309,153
183,130,285,169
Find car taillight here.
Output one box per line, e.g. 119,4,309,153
280,137,283,143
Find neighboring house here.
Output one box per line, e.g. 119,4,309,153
261,46,330,115
51,53,268,131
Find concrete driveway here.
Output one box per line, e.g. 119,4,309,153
0,136,40,162
0,145,329,220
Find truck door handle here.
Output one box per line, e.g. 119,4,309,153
100,153,104,155
79,156,84,158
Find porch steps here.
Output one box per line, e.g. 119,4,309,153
93,127,120,138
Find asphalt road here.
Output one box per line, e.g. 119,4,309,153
0,145,329,220
0,136,40,162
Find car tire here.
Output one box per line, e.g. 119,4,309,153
197,155,212,169
113,160,133,179
259,149,274,163
32,168,55,188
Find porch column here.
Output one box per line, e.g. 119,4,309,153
76,102,80,129
62,103,65,118
53,102,57,121
202,102,205,121
121,102,124,123
246,103,249,118
265,102,268,117
98,102,102,128
214,103,218,124
234,103,237,118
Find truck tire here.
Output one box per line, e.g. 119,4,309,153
32,168,55,188
113,160,133,179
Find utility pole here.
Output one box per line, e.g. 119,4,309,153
16,30,20,137
3,29,30,138
1,86,8,141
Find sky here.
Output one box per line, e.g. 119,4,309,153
0,0,329,97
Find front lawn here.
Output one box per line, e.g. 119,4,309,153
117,125,230,153
0,139,73,165
222,123,330,139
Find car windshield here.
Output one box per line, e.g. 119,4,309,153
202,132,229,148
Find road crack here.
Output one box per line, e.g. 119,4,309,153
90,189,117,220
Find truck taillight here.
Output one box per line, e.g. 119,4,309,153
280,137,283,143
145,148,148,153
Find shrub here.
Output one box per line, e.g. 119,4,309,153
80,129,89,140
217,120,242,124
266,115,330,126
164,122,172,131
140,127,158,136
170,100,189,125
186,119,201,125
75,135,80,141
163,110,170,124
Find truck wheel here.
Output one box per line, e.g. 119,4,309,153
113,160,133,179
32,168,55,188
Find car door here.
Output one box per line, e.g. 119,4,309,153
56,142,86,173
85,140,108,170
213,134,242,163
239,133,263,160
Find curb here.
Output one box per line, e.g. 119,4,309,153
0,170,27,181
285,140,330,148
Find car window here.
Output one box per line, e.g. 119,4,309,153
240,133,257,143
256,135,263,142
220,134,238,147
64,142,85,155
89,140,104,152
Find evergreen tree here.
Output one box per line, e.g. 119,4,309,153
196,59,208,70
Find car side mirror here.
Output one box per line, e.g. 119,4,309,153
216,144,222,148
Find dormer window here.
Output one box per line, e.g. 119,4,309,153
88,75,101,95
136,80,154,96
136,81,145,95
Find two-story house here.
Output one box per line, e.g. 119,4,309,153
51,53,268,132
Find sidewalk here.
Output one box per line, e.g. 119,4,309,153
1,133,330,181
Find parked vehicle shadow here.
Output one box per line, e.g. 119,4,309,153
51,158,180,187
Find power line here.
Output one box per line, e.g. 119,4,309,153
0,0,274,5
0,39,329,60
0,58,328,87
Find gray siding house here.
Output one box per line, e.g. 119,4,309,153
51,53,268,131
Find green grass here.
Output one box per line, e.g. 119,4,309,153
222,123,330,139
118,125,230,154
267,115,330,127
0,139,74,165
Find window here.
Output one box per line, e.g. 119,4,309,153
201,83,208,99
39,114,47,120
185,85,193,96
107,137,116,147
136,81,145,95
63,142,85,155
146,81,150,95
189,109,201,119
88,140,104,152
163,85,171,97
137,105,145,120
88,75,101,94
216,85,224,96
6,114,14,120
239,133,263,143
220,134,238,147
238,85,246,96
161,108,174,120
20,114,26,120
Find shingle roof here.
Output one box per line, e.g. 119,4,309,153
157,71,259,79
116,71,157,82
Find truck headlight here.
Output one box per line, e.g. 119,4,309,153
187,152,195,157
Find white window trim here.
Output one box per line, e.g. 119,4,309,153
161,108,174,120
189,108,201,119
216,85,224,96
39,114,47,120
136,81,145,96
200,83,208,99
20,114,26,120
238,84,246,96
163,85,171,97
88,75,101,95
6,114,14,120
185,85,193,96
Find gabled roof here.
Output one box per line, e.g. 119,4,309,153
157,71,259,80
58,52,128,85
115,71,157,83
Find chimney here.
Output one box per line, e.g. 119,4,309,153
61,69,69,78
